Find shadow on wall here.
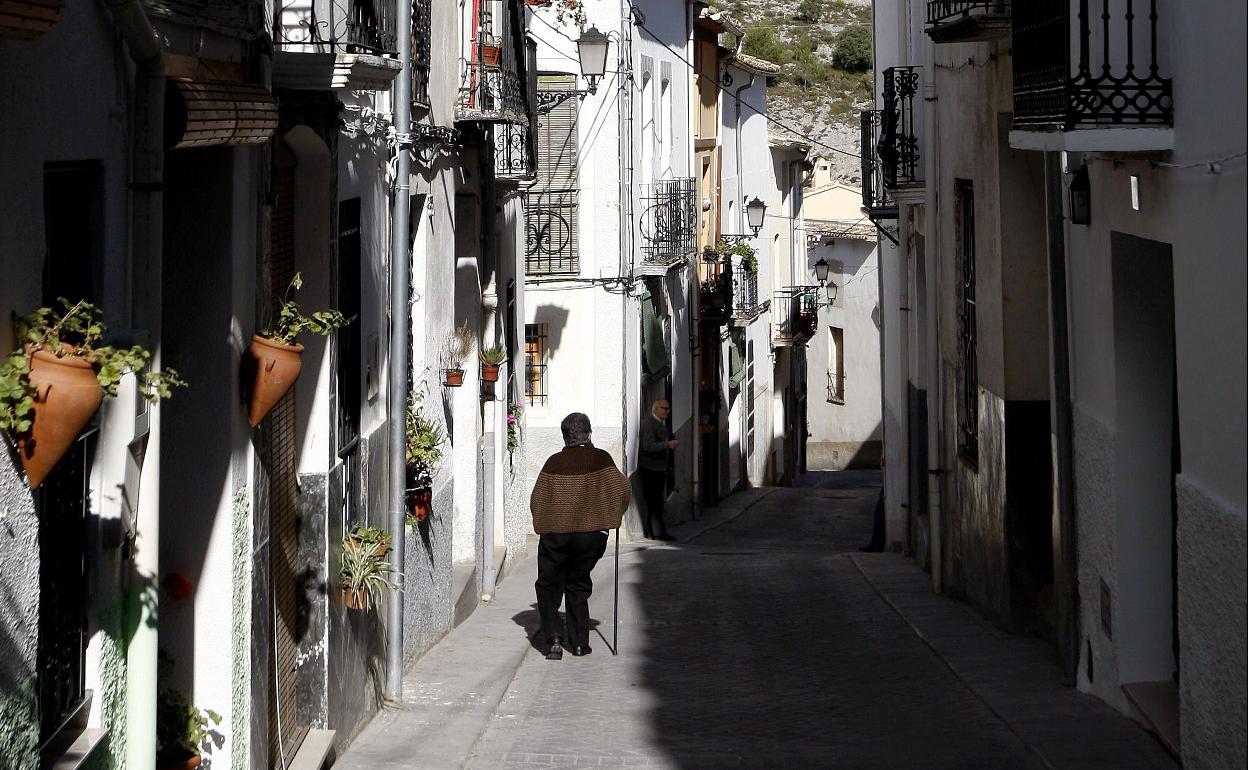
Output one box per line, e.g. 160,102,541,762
531,304,571,360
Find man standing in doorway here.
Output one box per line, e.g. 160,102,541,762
639,400,677,541
531,412,631,660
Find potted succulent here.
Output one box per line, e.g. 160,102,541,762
339,537,398,611
479,344,506,382
442,322,474,387
347,524,392,558
1,299,184,489
156,689,221,770
246,273,350,426
405,401,444,524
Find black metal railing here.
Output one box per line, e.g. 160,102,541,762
639,178,697,268
926,0,1010,41
457,0,529,123
525,190,579,275
1013,0,1172,129
273,0,398,54
773,287,818,343
860,110,897,217
494,122,535,179
412,0,431,106
880,66,922,188
730,262,762,318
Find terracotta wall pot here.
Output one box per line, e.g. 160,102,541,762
246,335,304,426
443,368,465,387
341,586,368,611
157,754,201,770
21,350,103,490
408,487,432,522
346,536,389,559
480,364,501,382
480,45,501,66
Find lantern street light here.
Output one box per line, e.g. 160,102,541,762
813,257,830,283
825,280,839,306
576,26,610,94
745,197,767,236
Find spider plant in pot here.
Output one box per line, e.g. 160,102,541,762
155,688,221,770
442,322,474,387
347,524,392,558
246,273,351,426
405,401,444,523
339,537,398,611
1,299,184,489
479,344,506,383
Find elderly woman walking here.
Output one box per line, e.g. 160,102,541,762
530,412,631,660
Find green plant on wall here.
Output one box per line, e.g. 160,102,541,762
0,299,185,436
339,538,399,610
259,273,351,346
506,401,522,465
155,688,221,763
405,397,445,488
715,241,759,275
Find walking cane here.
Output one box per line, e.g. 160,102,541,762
612,527,620,655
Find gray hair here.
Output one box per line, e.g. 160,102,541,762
561,412,592,446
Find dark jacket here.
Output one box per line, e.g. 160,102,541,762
530,445,631,534
638,414,671,472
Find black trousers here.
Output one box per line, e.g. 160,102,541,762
535,531,609,647
639,468,670,538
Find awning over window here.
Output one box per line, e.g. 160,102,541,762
0,0,62,40
165,78,278,149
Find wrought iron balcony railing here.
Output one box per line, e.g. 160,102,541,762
495,122,536,180
730,261,767,321
860,110,897,219
525,189,579,275
699,250,732,323
639,178,698,270
457,0,529,124
880,66,923,189
926,1,1010,43
1013,0,1172,129
772,287,820,345
412,0,431,106
274,0,397,55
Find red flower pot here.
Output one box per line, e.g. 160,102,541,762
480,364,500,382
443,368,465,387
408,487,432,522
20,349,103,490
157,755,202,770
245,335,304,426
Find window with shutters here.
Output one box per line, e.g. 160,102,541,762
526,74,579,275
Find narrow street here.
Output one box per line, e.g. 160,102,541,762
335,473,1175,769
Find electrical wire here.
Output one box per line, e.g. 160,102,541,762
1150,150,1247,174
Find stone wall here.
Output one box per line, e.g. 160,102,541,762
0,458,38,768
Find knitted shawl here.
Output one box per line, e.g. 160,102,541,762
530,445,631,534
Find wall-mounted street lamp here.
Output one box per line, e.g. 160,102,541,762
813,257,838,306
824,280,838,306
1069,164,1091,225
745,197,767,237
537,26,612,114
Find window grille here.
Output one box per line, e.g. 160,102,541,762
526,74,578,275
746,340,756,456
956,179,979,464
525,323,548,405
412,0,431,107
639,178,697,267
828,326,845,403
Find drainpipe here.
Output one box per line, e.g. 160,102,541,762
386,0,413,700
733,73,754,237
619,0,633,478
99,0,163,765
1044,151,1080,683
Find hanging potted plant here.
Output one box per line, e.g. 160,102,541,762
155,688,221,770
339,537,398,611
479,344,506,383
245,273,351,427
1,299,184,489
346,524,392,558
506,401,522,467
405,400,444,524
442,322,473,387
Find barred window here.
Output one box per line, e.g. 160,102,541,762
412,0,431,107
525,323,548,405
827,326,845,404
956,179,979,465
526,74,578,275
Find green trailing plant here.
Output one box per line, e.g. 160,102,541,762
506,401,522,459
479,344,507,367
405,400,445,488
156,688,221,762
348,525,392,552
0,299,185,436
715,241,759,275
260,273,351,346
339,537,398,610
443,322,474,370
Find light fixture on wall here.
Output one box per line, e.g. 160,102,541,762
825,280,839,306
745,197,767,236
1069,164,1091,225
813,257,830,283
576,26,610,94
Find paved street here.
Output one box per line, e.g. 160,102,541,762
335,472,1175,769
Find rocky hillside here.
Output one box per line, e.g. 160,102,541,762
717,0,872,184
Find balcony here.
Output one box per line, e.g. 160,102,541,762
637,178,697,276
880,66,923,192
457,0,529,124
772,287,820,347
926,1,1010,43
494,122,536,181
699,250,732,325
271,0,402,90
1010,0,1173,151
860,110,897,220
729,261,768,325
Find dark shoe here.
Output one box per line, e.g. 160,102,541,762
545,637,564,661
569,645,592,656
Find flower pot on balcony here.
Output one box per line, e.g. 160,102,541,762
480,364,501,383
480,45,501,67
20,349,103,490
245,335,304,427
443,368,465,387
408,487,432,523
